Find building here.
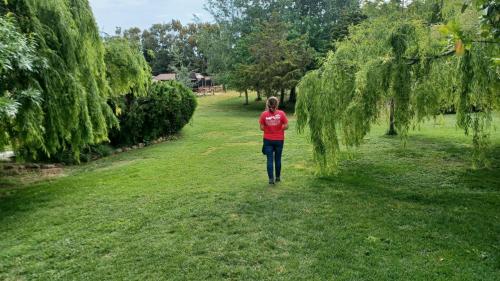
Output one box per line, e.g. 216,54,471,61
190,72,213,89
153,73,176,82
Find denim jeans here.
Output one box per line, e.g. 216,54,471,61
262,139,284,180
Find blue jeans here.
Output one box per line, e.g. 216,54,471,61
262,139,284,180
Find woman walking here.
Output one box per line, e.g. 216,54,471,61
259,97,288,185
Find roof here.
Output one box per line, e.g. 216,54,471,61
153,73,176,81
190,72,205,80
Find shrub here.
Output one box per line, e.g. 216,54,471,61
91,144,115,158
110,81,197,146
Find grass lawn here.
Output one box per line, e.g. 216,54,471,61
1,92,499,280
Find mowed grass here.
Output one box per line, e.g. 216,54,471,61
1,92,499,280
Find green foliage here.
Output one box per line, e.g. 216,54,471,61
173,65,195,89
0,15,45,153
297,16,412,174
234,16,314,98
1,0,116,161
296,1,499,174
203,0,364,94
104,37,151,97
137,21,214,75
197,23,235,86
206,0,363,57
110,81,197,146
462,0,499,39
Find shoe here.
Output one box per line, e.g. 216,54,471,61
275,178,281,182
269,179,275,185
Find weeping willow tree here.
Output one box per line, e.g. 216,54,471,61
104,37,151,98
0,15,45,153
1,0,116,161
296,2,499,174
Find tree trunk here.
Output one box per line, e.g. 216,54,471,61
289,87,296,103
256,90,262,101
279,89,286,108
387,98,397,136
244,90,249,105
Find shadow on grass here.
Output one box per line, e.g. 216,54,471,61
309,136,500,208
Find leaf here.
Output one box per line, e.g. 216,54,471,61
0,97,20,117
461,0,472,13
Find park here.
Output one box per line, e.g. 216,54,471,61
1,0,499,280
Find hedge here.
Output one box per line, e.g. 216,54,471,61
110,81,197,146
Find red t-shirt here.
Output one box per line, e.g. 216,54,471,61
259,110,288,140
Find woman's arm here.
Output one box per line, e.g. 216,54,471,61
282,123,289,130
260,124,265,131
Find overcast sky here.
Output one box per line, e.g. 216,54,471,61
88,0,213,34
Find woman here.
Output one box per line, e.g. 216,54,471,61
259,97,289,185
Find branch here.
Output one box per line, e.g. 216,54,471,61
405,49,456,65
471,40,500,44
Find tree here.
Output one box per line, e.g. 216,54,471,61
1,0,116,161
461,0,499,39
104,37,151,97
242,16,313,105
296,0,499,174
203,0,365,99
0,15,45,154
133,21,214,76
197,23,235,89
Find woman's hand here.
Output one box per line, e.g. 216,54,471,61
282,123,289,131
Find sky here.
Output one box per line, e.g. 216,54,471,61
88,0,213,35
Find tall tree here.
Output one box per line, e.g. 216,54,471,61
133,21,213,76
296,0,499,174
242,16,313,104
203,0,364,98
0,15,45,153
103,37,151,97
1,0,116,161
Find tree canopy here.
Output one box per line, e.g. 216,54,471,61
103,37,151,97
0,15,45,154
1,0,116,160
296,0,499,174
125,21,214,76
0,0,154,162
201,0,364,100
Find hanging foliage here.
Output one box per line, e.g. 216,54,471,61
0,15,45,153
104,37,151,97
1,0,116,161
296,2,499,174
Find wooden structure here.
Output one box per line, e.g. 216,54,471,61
190,72,213,89
152,72,221,96
153,73,176,82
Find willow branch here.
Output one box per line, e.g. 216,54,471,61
405,49,456,65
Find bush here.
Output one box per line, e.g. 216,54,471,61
91,144,115,158
110,81,197,146
38,143,115,165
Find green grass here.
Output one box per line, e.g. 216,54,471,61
1,92,499,280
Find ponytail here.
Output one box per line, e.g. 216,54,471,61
266,96,279,112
